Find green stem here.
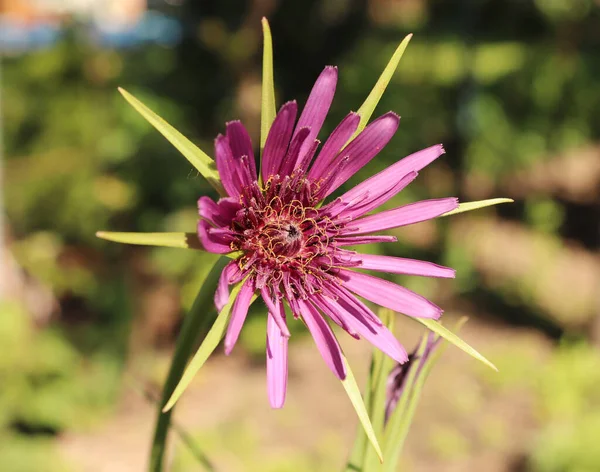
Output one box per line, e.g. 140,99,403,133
149,256,228,471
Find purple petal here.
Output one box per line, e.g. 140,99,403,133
337,171,418,219
224,278,255,355
198,196,240,228
279,127,311,177
266,301,289,409
308,112,360,182
321,112,400,198
215,261,242,312
344,198,459,235
261,288,291,337
297,299,347,380
315,294,408,363
333,235,398,247
340,144,445,204
345,252,456,278
215,135,242,197
294,66,338,163
338,269,442,319
197,220,234,254
226,120,257,181
261,101,298,182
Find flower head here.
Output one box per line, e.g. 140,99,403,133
199,66,459,408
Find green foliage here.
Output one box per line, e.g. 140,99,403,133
531,343,600,472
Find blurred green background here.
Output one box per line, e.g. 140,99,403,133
2,0,599,471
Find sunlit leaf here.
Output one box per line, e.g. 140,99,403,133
355,34,413,135
341,354,384,464
96,231,203,250
118,87,225,196
150,257,228,471
443,198,514,217
260,18,276,153
346,313,395,471
96,231,242,259
416,318,497,371
162,280,257,412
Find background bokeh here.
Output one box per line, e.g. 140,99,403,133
2,0,599,471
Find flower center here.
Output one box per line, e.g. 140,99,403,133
229,174,340,293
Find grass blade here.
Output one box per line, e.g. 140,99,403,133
260,18,276,152
415,318,497,371
96,231,204,250
118,87,225,196
443,198,514,217
341,354,384,464
355,34,412,135
162,280,255,413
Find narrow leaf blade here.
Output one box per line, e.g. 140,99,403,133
443,198,514,217
355,34,412,134
96,231,203,250
150,257,228,471
118,87,225,195
260,18,276,152
341,354,384,463
416,318,497,371
162,282,256,412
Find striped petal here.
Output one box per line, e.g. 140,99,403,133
344,252,456,278
266,301,289,409
344,198,458,235
261,101,298,182
215,261,243,312
314,293,408,363
321,112,400,197
197,220,234,254
298,299,346,380
224,278,255,355
294,66,338,162
338,269,442,319
308,112,360,181
226,120,257,181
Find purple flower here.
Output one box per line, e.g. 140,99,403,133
384,332,440,423
198,66,458,409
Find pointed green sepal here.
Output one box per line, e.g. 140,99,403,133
162,281,257,412
118,87,225,196
416,318,498,371
443,198,514,217
355,34,413,135
96,231,204,250
341,354,384,464
260,18,276,153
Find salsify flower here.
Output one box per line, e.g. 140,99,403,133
98,20,508,437
200,66,458,408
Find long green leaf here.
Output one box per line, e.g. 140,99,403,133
96,231,242,259
443,198,514,217
150,257,228,472
345,312,395,471
96,231,204,250
118,87,225,196
341,354,384,464
260,18,276,152
360,311,396,471
416,318,497,371
162,281,256,412
355,34,412,135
